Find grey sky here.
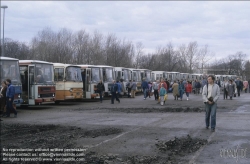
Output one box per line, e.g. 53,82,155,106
1,1,250,60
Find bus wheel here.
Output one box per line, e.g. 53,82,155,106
55,101,60,104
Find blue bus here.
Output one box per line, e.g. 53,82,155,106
0,57,23,107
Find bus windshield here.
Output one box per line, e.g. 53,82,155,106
66,66,82,82
103,68,114,82
35,63,54,84
0,60,21,84
91,68,100,83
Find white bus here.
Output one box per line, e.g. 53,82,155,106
166,72,180,82
151,71,165,81
77,65,102,99
95,65,115,97
53,63,83,104
114,67,131,96
127,68,142,93
19,60,55,105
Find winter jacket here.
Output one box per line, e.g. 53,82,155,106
6,84,15,98
141,81,149,89
153,82,159,90
195,82,201,88
185,84,192,93
131,82,137,90
172,83,179,96
202,83,220,103
97,83,105,92
116,82,122,93
159,87,167,96
111,83,118,93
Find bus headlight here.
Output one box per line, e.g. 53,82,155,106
53,93,55,97
69,88,73,92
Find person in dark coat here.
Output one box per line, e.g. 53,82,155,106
235,78,243,97
141,78,149,100
3,79,17,118
111,80,120,104
223,79,228,99
226,80,235,100
178,80,185,101
97,80,105,103
126,80,132,98
0,81,7,117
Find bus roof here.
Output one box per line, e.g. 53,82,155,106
53,63,80,68
19,60,53,65
95,65,114,68
0,57,19,61
77,64,101,69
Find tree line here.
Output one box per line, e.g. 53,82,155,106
1,27,249,79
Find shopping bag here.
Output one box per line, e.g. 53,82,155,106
164,94,168,101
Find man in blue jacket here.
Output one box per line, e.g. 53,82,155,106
4,79,17,118
111,80,120,104
141,78,149,100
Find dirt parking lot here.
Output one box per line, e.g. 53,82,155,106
1,92,250,163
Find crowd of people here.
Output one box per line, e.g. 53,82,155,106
135,77,249,104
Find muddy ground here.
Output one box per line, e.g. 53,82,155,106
1,123,209,164
1,92,250,164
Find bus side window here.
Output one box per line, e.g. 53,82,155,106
54,68,64,81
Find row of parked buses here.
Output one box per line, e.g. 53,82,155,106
0,57,240,106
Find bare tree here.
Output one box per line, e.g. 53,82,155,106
186,41,199,73
197,45,212,74
133,42,144,69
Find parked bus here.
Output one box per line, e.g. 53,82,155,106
166,72,180,82
19,60,55,105
53,63,83,104
97,65,115,96
190,73,203,81
128,68,142,92
114,67,131,96
152,71,165,81
77,65,101,99
180,73,190,80
80,65,115,97
0,57,23,107
138,69,152,82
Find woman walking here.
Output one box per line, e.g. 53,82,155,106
178,80,185,101
185,81,192,101
172,81,179,100
227,80,235,100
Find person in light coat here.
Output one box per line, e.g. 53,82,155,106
202,75,220,132
226,80,235,100
172,81,179,100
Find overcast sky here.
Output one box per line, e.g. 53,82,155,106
1,1,250,60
